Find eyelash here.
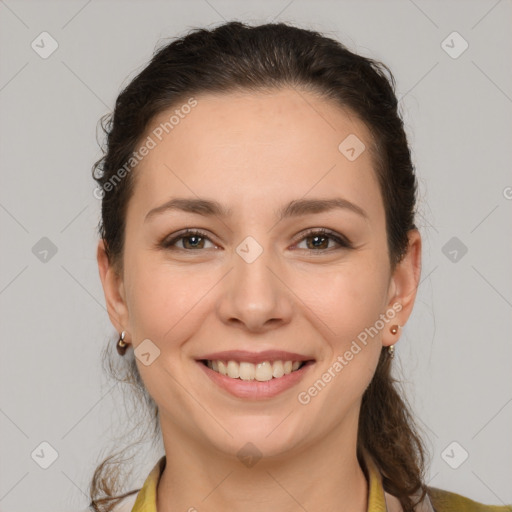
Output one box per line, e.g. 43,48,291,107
160,228,352,253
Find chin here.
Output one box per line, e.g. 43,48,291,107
204,415,307,460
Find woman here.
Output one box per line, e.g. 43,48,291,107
90,21,511,512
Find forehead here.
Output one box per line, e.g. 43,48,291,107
131,87,383,221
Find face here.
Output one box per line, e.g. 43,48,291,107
98,87,421,460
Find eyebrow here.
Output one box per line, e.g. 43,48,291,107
144,197,368,223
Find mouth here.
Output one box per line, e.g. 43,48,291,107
195,350,316,399
198,358,314,381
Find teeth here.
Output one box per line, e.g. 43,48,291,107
218,361,228,376
206,359,306,381
239,362,256,380
227,360,240,379
254,361,273,381
272,360,285,378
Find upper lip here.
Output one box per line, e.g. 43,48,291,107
197,350,315,364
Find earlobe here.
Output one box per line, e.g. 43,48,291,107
96,240,129,335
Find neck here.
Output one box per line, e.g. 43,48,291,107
156,415,368,512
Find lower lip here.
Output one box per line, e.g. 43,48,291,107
196,361,315,400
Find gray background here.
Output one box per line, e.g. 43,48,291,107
1,0,511,510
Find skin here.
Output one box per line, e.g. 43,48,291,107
97,87,421,512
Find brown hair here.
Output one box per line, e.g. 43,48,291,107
90,21,429,512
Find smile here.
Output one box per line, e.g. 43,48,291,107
201,359,306,381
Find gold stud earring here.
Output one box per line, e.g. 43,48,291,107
117,331,128,356
390,325,400,335
388,324,402,358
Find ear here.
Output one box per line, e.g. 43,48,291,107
382,229,422,348
97,239,130,340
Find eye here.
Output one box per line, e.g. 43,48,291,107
160,228,352,252
293,228,352,252
160,229,217,251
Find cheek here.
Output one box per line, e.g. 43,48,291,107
124,252,219,345
124,252,182,340
292,261,387,428
294,256,389,346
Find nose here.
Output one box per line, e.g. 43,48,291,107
216,241,294,333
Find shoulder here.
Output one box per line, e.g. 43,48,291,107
427,486,512,512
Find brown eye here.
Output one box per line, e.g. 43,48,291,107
295,229,351,251
161,230,216,250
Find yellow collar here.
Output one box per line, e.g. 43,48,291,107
130,450,390,512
